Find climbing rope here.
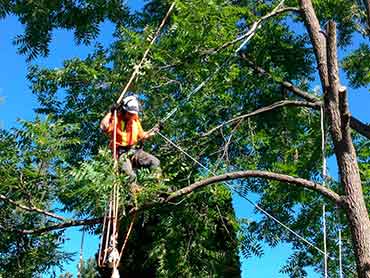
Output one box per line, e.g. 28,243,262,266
320,106,328,278
77,228,85,278
338,224,343,278
116,2,176,105
116,211,137,265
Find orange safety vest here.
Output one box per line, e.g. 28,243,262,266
106,112,145,150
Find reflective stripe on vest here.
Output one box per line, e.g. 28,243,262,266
120,120,140,146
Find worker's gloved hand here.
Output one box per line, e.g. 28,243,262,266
110,103,118,113
152,126,160,133
152,122,164,134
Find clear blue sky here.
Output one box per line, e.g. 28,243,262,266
1,1,369,277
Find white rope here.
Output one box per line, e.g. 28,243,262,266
338,228,343,278
77,228,85,278
320,106,328,277
323,204,328,277
116,2,176,105
157,131,333,259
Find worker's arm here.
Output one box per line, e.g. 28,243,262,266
143,127,159,139
100,112,112,132
138,121,159,140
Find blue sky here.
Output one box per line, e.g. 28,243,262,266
1,1,369,277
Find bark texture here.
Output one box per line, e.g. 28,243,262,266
363,0,370,31
326,21,370,278
299,1,370,276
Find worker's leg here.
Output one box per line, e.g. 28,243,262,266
132,149,161,178
118,153,140,206
118,154,137,182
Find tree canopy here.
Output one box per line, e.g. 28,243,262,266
1,0,370,277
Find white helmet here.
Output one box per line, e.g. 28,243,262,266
122,95,139,114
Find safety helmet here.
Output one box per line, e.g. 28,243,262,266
122,95,140,114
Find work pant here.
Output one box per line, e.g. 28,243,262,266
118,148,161,182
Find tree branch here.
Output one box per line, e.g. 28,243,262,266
239,54,320,103
17,217,103,235
350,116,370,139
165,171,342,204
0,193,66,221
202,100,320,136
239,54,370,140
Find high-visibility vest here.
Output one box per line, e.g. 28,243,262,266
106,113,144,149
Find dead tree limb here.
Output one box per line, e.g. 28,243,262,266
209,5,300,54
0,193,65,221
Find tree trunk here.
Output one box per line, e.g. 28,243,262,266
298,1,370,277
362,0,370,32
326,21,370,278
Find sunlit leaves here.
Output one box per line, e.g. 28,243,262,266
342,44,370,88
7,0,129,60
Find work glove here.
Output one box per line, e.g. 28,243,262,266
152,121,164,133
158,121,164,131
110,103,119,113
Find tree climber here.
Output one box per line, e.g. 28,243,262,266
100,95,161,191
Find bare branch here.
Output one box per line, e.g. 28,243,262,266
0,193,66,221
202,100,319,136
350,117,370,139
165,171,342,204
17,217,103,235
239,54,370,140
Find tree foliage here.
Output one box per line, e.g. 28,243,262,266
0,0,129,60
1,0,370,277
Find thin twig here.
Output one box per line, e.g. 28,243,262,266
17,217,103,235
202,100,320,137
